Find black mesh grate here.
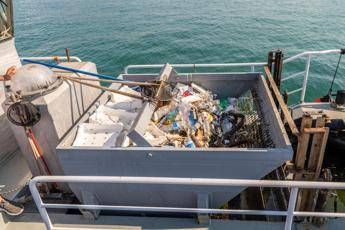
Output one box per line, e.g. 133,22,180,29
231,90,274,148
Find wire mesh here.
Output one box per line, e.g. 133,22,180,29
232,90,274,148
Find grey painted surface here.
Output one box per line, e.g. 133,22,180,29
6,62,102,177
0,38,31,229
58,147,291,208
57,72,293,208
6,212,345,229
291,102,345,121
0,115,19,163
123,72,257,99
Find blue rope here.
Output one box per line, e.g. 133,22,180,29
22,59,118,80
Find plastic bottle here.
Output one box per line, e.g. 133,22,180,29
220,98,229,110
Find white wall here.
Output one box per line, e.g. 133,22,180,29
0,38,21,115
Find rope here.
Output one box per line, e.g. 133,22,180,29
0,25,11,40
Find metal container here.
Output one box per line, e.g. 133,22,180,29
57,72,292,209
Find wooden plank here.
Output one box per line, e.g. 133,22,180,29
315,127,329,178
61,75,146,100
307,116,326,173
294,117,311,211
58,75,160,87
296,115,330,212
294,114,312,171
303,127,327,134
299,125,329,212
299,116,326,211
264,66,299,136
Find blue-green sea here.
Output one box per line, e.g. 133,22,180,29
13,0,345,103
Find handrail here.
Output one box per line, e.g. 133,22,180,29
20,49,341,104
20,56,82,62
30,176,345,230
124,62,267,74
123,49,342,104
282,49,341,103
283,49,341,64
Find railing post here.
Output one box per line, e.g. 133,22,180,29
300,54,312,103
285,187,299,230
29,180,53,230
267,51,274,72
273,49,284,90
124,66,129,74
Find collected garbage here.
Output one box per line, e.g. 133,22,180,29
73,82,254,148
145,82,247,148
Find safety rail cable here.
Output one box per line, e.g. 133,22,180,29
30,176,345,230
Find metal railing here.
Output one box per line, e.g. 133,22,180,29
20,49,341,104
124,62,267,74
20,56,82,63
30,176,345,230
282,49,341,103
123,49,342,104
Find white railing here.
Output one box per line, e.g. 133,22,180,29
123,49,342,104
30,176,345,230
282,49,341,103
20,49,341,105
124,62,267,74
20,56,82,63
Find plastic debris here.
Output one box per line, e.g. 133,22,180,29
146,82,246,148
73,81,247,149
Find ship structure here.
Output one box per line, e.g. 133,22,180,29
0,1,345,229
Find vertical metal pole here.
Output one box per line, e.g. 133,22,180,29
301,54,311,103
251,65,255,72
273,50,284,90
65,48,71,62
29,180,53,230
285,187,299,230
3,0,14,37
267,51,274,73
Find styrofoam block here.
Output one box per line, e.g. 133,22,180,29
101,105,138,129
89,110,119,125
73,123,123,147
109,86,142,111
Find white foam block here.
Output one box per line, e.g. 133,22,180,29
73,123,123,147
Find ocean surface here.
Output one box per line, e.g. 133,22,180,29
13,0,345,103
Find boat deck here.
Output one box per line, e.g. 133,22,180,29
4,212,345,230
